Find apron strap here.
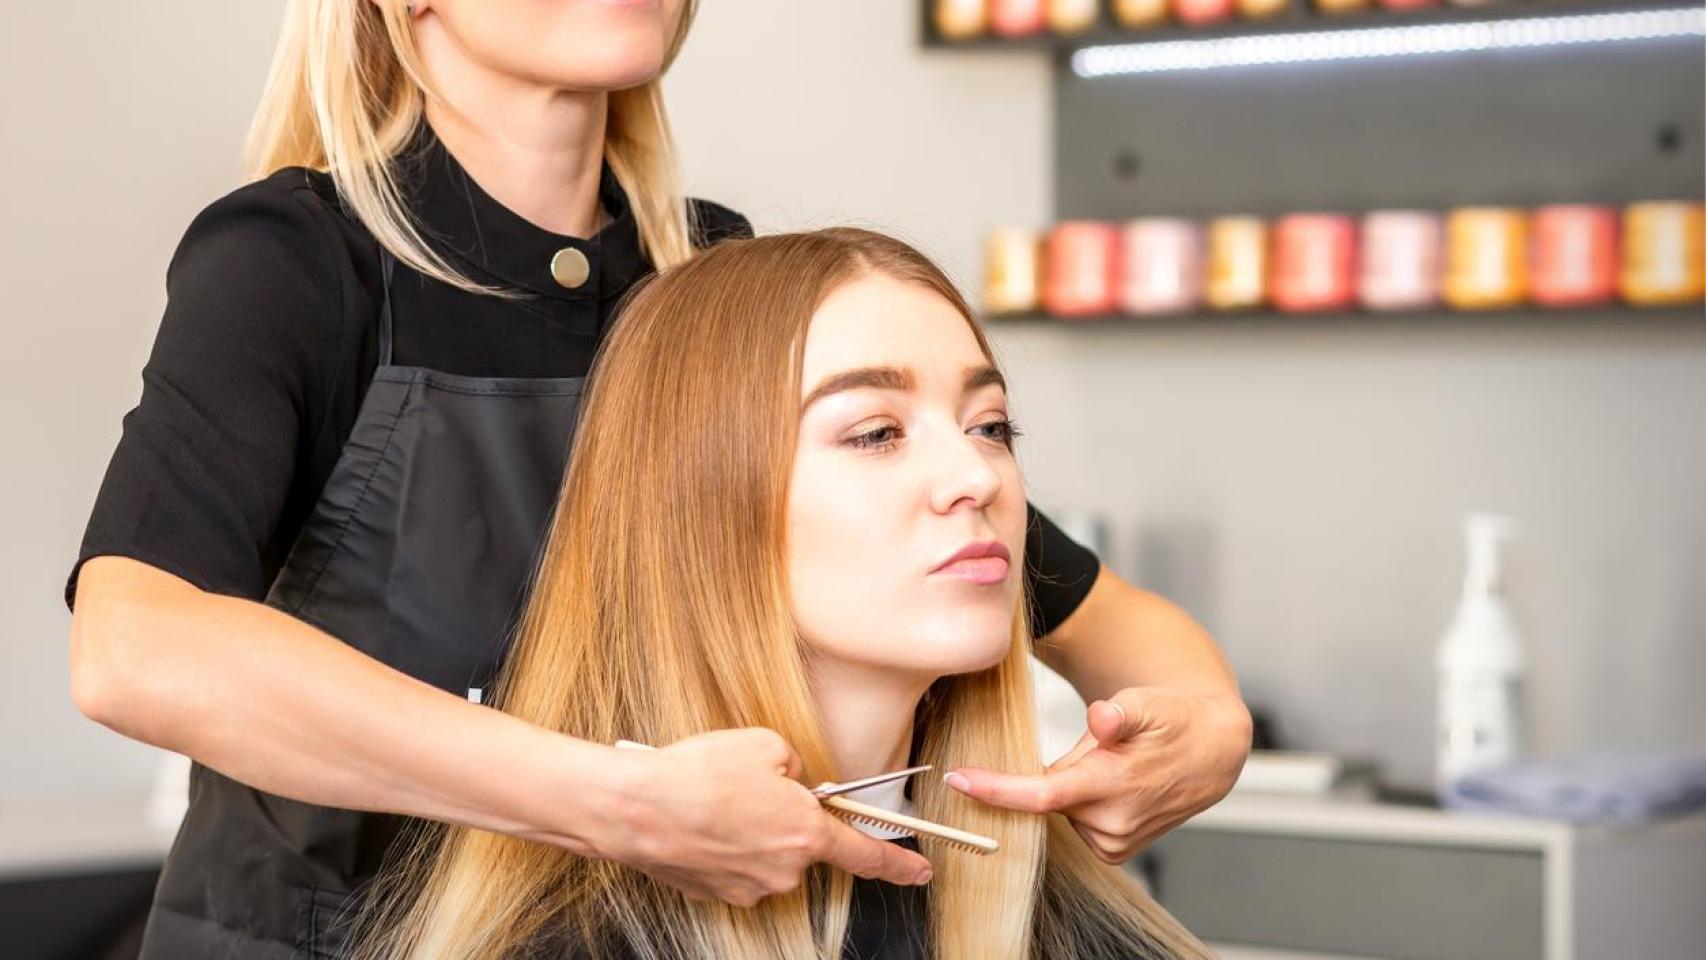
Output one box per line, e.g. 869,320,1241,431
378,248,398,368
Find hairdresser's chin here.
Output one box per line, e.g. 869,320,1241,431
410,0,688,93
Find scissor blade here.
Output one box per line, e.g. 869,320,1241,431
813,764,933,798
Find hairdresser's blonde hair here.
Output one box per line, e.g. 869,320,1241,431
243,0,699,295
349,229,1214,960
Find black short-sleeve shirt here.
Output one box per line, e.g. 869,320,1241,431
66,121,1102,636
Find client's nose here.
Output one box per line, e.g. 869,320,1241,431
924,424,1004,515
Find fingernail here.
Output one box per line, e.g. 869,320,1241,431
914,866,933,884
943,772,970,793
1106,700,1127,724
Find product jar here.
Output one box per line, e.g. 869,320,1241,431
1044,221,1121,318
984,226,1043,315
1619,202,1705,306
1443,207,1528,309
1206,216,1269,310
1272,213,1357,312
1119,218,1204,315
1358,210,1442,311
1531,205,1618,307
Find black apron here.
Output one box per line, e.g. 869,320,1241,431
136,250,585,959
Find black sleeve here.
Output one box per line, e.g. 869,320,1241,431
688,198,755,247
64,176,350,610
1023,503,1103,640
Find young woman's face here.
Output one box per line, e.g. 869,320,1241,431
414,0,687,91
787,272,1027,683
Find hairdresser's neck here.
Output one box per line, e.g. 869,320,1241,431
416,19,609,238
810,661,936,782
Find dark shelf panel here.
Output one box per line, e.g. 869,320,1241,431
920,0,1696,53
983,304,1706,326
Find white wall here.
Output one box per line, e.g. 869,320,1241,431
3,4,287,805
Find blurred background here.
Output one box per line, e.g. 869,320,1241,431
3,2,1703,958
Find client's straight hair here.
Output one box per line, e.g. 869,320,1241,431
349,229,1214,959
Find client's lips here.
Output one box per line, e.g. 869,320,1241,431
930,540,1012,584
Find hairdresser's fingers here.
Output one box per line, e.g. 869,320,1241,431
942,761,1107,814
816,816,934,886
1046,730,1098,774
1091,689,1184,746
735,726,806,782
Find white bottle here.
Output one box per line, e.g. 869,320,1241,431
1435,512,1527,792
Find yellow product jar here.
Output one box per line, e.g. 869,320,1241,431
1619,202,1705,306
1205,217,1269,310
1444,207,1528,309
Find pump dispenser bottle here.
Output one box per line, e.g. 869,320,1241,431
1435,512,1527,793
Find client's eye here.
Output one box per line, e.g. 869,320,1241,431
972,418,1023,449
848,423,903,451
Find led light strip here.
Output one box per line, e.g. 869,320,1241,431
1070,7,1706,76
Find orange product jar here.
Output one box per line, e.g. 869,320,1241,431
1206,217,1269,310
1238,0,1289,17
1443,207,1529,309
1113,0,1171,28
933,0,988,40
1044,222,1121,318
1619,202,1705,306
1048,0,1101,33
1272,214,1358,312
1531,205,1618,307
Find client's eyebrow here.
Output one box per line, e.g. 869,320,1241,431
801,364,1007,412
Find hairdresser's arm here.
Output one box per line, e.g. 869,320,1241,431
1038,565,1242,703
948,565,1252,862
70,556,933,902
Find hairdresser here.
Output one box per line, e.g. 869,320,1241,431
65,2,1251,957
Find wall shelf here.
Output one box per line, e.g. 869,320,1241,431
919,0,1696,55
985,305,1705,326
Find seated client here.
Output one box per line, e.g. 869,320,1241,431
350,228,1212,960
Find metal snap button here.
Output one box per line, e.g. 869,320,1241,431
550,247,591,289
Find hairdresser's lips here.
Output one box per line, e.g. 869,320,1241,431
929,540,1011,585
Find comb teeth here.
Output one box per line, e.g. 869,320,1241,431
827,807,991,855
821,797,999,856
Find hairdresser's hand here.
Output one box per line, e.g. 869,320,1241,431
597,728,935,906
943,687,1251,863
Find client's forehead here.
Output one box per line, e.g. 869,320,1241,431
800,273,989,399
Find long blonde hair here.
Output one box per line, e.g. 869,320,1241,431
243,0,700,295
349,229,1214,959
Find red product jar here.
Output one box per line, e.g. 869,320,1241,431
1173,0,1235,25
992,0,1048,36
1272,214,1358,312
1531,205,1618,307
1044,222,1121,318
